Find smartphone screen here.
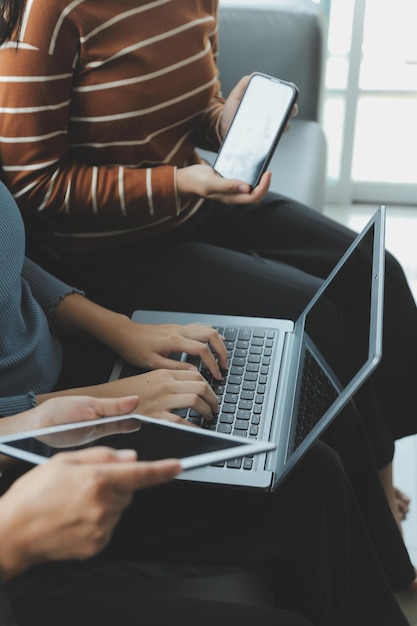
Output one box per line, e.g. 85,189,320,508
213,73,298,188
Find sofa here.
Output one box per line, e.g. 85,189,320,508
198,0,327,212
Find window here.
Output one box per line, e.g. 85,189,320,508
221,0,417,206
322,0,417,205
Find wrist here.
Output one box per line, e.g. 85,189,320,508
104,312,135,353
76,304,130,352
176,167,189,196
0,408,35,468
0,504,32,580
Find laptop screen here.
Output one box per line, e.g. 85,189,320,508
286,210,385,460
306,222,376,386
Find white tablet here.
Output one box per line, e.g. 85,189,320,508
0,413,275,472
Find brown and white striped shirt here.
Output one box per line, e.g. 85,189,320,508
0,0,224,252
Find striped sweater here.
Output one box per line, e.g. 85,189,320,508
0,0,224,252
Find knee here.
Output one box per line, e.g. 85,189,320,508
284,440,346,498
385,249,407,285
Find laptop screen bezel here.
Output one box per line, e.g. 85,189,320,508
272,206,385,489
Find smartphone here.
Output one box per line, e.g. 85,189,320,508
213,73,299,188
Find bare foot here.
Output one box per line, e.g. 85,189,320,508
407,569,417,591
394,487,410,521
378,464,410,534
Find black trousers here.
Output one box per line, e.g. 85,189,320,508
6,442,409,626
30,193,417,468
2,579,314,626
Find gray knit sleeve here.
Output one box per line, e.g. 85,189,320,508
21,258,84,320
0,392,37,417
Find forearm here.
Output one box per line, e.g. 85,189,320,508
2,142,179,226
0,505,34,580
35,377,140,407
0,412,39,438
0,409,44,469
4,161,180,226
54,293,131,349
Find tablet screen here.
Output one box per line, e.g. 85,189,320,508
0,414,275,470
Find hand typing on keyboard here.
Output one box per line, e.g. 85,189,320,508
176,326,275,441
107,368,219,424
107,320,228,380
173,325,277,472
116,323,276,447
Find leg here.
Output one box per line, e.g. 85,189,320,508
7,566,315,626
378,464,410,529
183,197,417,539
105,442,408,626
322,402,415,591
199,195,417,464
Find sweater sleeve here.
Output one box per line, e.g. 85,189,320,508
0,392,37,418
21,258,82,322
0,2,179,231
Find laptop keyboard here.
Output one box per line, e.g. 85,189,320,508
292,349,338,451
174,326,277,469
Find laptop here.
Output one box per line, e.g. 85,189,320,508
0,413,275,471
109,207,386,492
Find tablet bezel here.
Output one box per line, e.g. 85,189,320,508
0,413,276,471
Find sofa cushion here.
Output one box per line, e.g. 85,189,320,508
217,2,325,121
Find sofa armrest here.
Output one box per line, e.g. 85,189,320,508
217,1,326,121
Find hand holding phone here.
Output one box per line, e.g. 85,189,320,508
214,73,299,188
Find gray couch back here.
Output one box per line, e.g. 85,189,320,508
217,2,326,121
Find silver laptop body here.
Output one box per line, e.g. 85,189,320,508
110,208,385,492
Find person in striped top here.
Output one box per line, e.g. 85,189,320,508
1,0,417,577
0,0,270,251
